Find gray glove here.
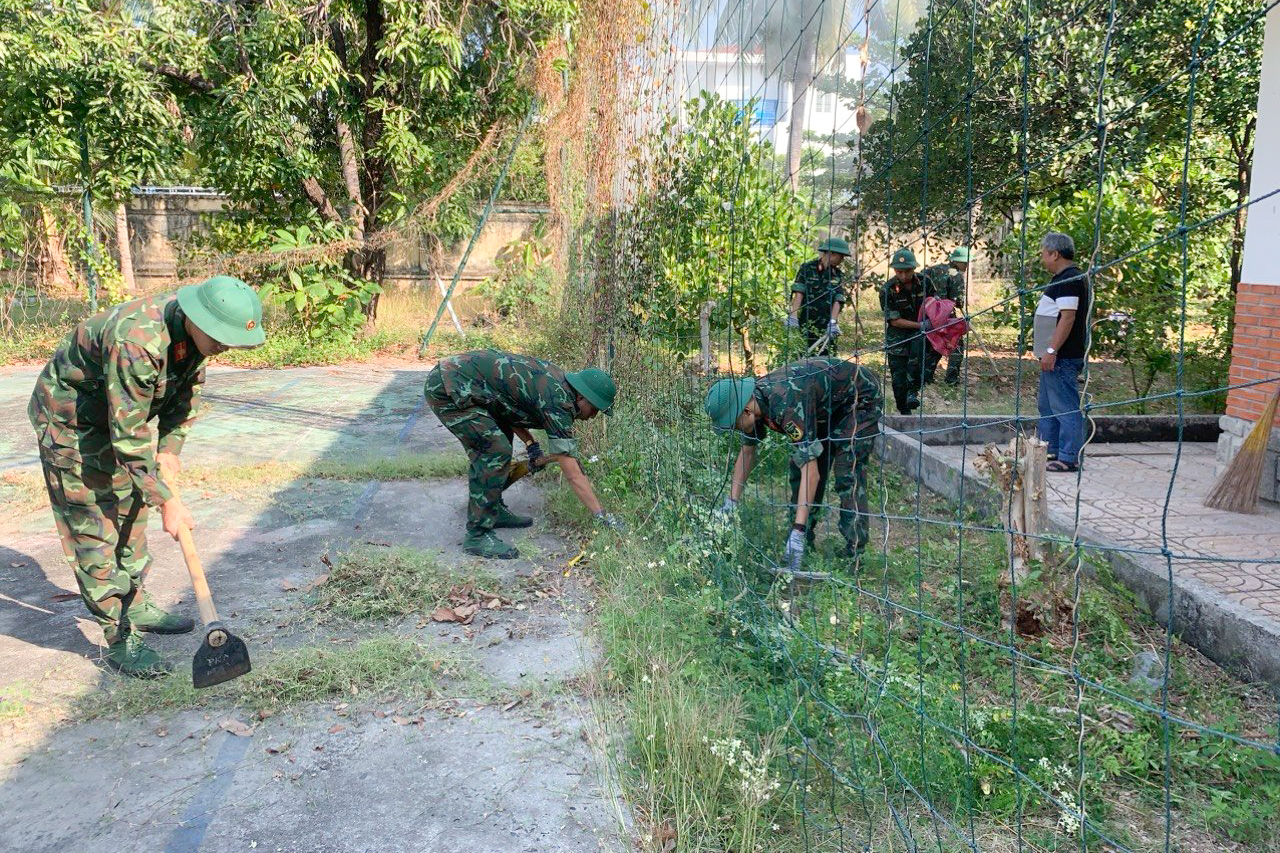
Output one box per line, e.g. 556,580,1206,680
827,320,841,337
919,317,932,333
783,527,806,572
526,441,546,471
594,511,624,531
784,315,800,330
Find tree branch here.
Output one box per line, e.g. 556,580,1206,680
301,176,342,223
152,64,215,93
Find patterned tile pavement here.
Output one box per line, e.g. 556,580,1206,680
932,442,1280,623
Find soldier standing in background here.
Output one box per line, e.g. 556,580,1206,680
923,247,971,386
786,237,851,356
880,248,935,414
703,357,883,570
425,350,621,560
29,276,265,677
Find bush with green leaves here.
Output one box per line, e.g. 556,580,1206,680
186,218,379,341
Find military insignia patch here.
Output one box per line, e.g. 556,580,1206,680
784,421,804,442
174,341,189,362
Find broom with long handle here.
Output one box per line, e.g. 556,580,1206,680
1204,380,1280,514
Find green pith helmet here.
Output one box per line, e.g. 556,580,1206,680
176,276,265,347
949,247,972,264
817,236,851,256
566,367,617,415
703,377,757,431
889,248,918,270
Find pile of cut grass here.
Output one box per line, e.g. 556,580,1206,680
311,545,498,621
91,635,464,718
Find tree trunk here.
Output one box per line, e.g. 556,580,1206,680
114,203,137,294
1225,121,1254,362
336,118,364,242
35,205,74,294
357,0,388,319
738,325,755,374
786,29,818,192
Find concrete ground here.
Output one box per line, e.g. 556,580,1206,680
880,427,1280,685
0,364,625,853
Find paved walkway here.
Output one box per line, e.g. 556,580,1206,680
934,442,1280,623
880,432,1280,684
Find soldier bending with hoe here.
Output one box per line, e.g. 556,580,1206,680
425,350,622,559
703,357,883,572
29,276,265,677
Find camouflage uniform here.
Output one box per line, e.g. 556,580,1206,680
743,358,882,554
880,273,934,414
28,294,205,643
791,258,847,355
923,262,966,384
425,350,579,533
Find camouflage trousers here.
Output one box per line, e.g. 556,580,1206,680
40,455,151,644
425,370,513,533
886,335,927,414
788,421,878,556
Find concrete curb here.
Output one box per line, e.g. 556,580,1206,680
875,425,1280,687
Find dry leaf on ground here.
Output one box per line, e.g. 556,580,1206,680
219,719,254,738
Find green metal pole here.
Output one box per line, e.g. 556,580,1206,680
419,102,538,357
79,130,99,313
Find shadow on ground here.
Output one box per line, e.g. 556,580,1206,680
0,363,622,853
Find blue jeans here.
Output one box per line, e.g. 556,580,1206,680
1038,357,1084,465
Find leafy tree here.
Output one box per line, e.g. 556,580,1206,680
0,0,572,324
618,93,813,372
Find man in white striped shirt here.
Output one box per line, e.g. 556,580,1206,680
1033,232,1091,472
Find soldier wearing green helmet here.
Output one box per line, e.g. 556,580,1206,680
28,275,266,677
922,247,971,386
425,350,621,559
786,236,851,356
880,247,936,414
703,358,882,572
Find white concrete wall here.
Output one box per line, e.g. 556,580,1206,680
1241,5,1280,287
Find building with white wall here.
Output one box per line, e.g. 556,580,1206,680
1220,4,1280,502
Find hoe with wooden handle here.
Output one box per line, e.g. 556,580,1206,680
176,523,252,689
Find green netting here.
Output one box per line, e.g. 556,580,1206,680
549,0,1280,849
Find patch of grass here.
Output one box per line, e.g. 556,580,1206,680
554,402,1280,853
309,453,469,481
90,635,466,718
179,452,468,489
0,453,469,518
312,545,498,620
0,470,46,515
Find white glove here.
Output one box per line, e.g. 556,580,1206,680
783,528,806,572
712,497,738,525
827,320,841,337
784,315,800,330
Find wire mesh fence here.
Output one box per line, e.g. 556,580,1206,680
547,0,1280,849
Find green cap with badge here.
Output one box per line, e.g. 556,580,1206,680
566,367,617,415
817,236,851,256
176,275,265,347
703,377,758,431
949,247,972,263
889,248,918,270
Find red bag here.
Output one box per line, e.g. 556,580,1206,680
919,296,969,357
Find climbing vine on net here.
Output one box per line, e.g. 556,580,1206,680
550,0,1280,849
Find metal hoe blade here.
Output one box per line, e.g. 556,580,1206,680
192,622,252,689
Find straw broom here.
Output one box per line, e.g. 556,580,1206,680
1204,381,1280,514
